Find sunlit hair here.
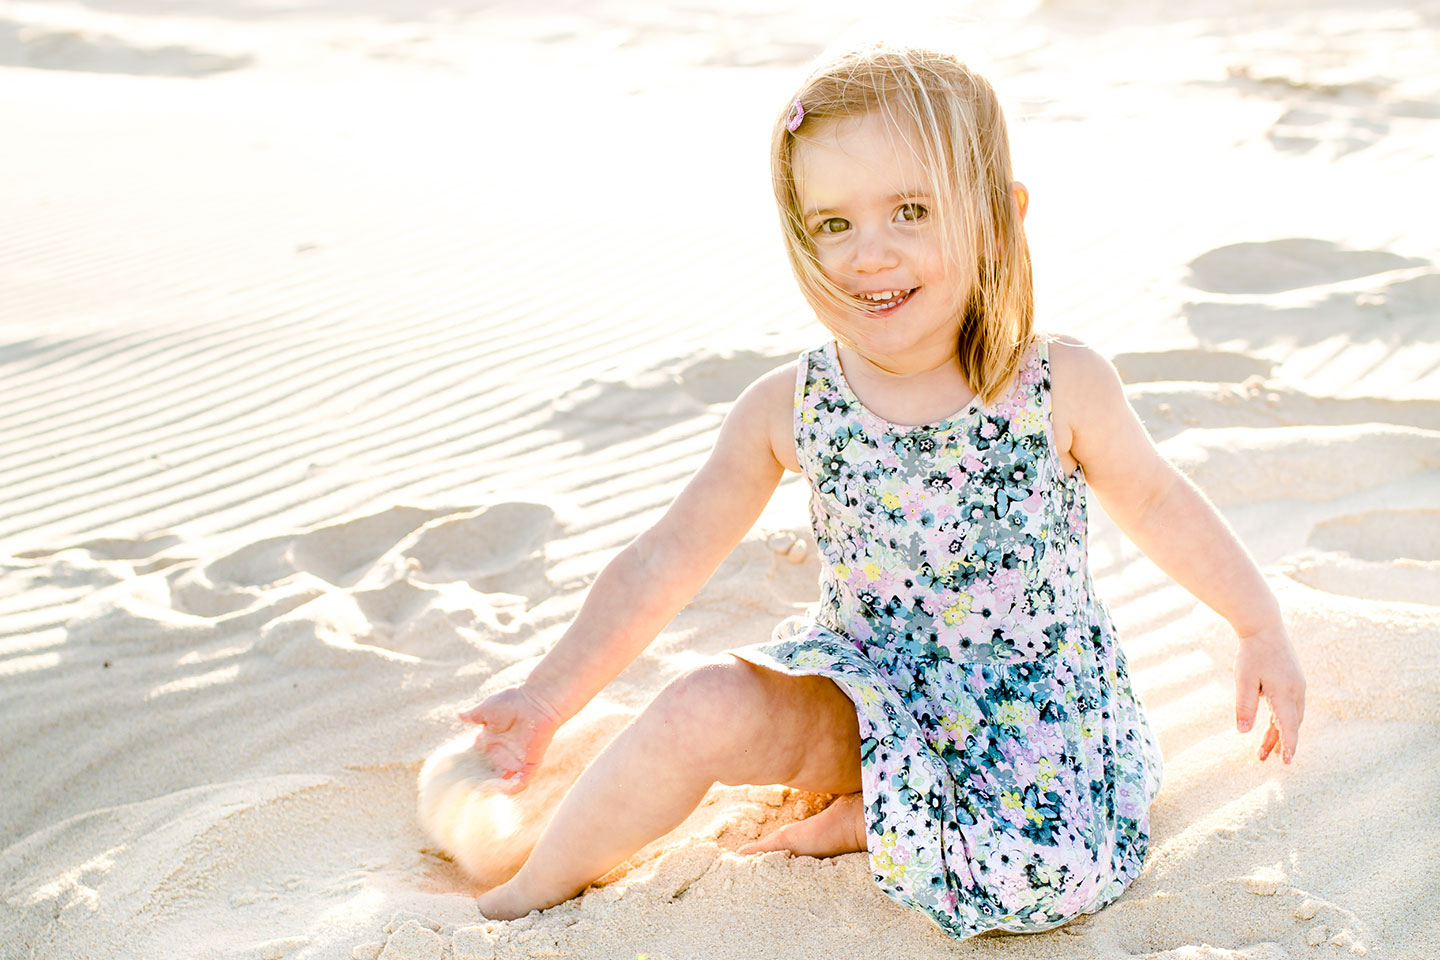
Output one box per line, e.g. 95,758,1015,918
772,44,1034,404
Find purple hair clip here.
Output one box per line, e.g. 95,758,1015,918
786,98,805,133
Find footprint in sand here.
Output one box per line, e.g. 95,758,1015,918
1282,509,1440,607
202,505,448,594
1181,237,1437,367
1112,349,1275,385
1128,380,1440,444
64,503,560,665
1307,508,1440,563
544,348,794,449
256,502,558,667
1160,423,1440,507
1222,58,1435,161
1184,239,1425,296
0,18,251,77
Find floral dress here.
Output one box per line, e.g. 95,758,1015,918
730,337,1164,939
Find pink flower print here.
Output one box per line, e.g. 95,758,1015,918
989,566,1024,601
1114,779,1145,820
1017,543,1034,561
966,669,990,696
1053,872,1101,915
962,453,985,472
873,569,901,597
980,421,999,439
1007,746,1040,783
984,847,1030,902
935,619,965,651
1010,739,1043,767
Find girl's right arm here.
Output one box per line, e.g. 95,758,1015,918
458,362,799,791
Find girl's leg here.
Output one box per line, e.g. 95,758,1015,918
475,655,863,919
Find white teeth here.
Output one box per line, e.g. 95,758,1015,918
857,288,912,308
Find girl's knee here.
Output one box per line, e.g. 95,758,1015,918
653,659,765,731
644,659,774,773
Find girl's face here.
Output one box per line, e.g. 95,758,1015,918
793,111,968,373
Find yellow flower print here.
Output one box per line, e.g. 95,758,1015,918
1011,408,1043,436
802,409,817,423
872,849,906,884
881,492,901,510
790,648,829,670
1036,758,1057,791
1001,790,1024,810
833,564,850,580
993,700,1027,729
939,713,974,737
941,594,973,625
863,562,882,581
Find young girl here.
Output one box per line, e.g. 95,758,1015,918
457,44,1306,938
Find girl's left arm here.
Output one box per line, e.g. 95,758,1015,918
1049,338,1305,764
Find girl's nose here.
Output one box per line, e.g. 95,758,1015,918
848,228,900,274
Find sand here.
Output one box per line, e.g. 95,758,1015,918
2,0,1438,957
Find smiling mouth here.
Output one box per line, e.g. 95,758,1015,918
855,288,918,312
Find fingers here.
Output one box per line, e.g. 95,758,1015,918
1270,693,1303,764
1254,700,1302,764
1234,667,1259,734
459,702,515,731
1257,718,1280,761
500,757,542,794
468,730,538,792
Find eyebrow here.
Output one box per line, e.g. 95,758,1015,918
803,192,932,219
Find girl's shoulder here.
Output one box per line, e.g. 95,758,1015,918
728,357,804,474
1040,331,1124,400
1040,331,1132,475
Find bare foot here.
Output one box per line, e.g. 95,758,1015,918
475,876,543,921
738,793,867,858
475,862,598,921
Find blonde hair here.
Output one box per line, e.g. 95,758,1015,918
772,44,1034,404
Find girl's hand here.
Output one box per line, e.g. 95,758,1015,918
1233,623,1306,764
458,686,564,795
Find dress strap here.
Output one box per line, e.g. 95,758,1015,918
791,346,819,473
1033,335,1071,479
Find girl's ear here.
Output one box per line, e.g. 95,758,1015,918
1011,181,1029,222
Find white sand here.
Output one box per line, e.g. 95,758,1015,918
2,0,1438,957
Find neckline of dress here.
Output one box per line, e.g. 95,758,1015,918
823,340,984,435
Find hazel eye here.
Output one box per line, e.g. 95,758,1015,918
815,217,850,235
895,202,927,223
